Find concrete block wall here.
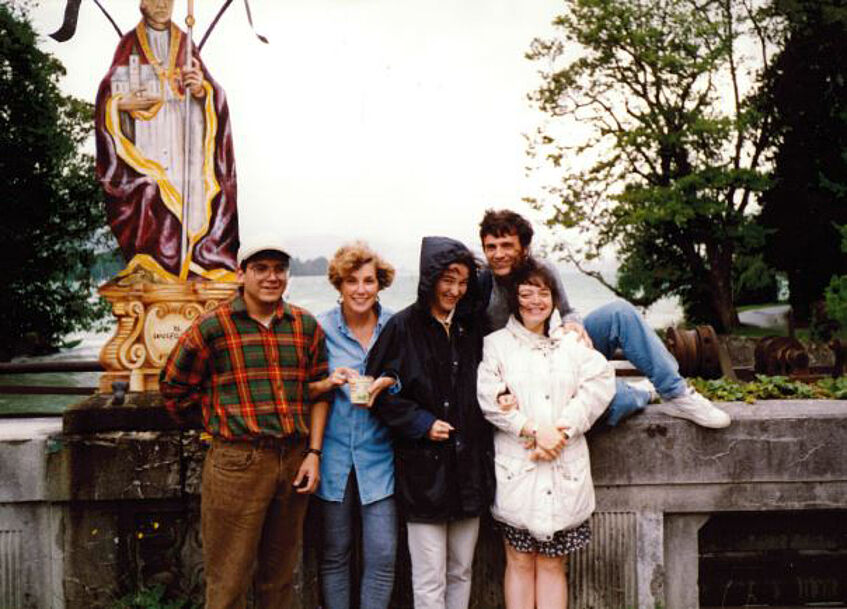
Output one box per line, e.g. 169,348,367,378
0,419,65,609
1,399,846,608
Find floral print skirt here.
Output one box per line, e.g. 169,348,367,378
496,519,591,557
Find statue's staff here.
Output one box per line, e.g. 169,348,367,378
180,0,195,276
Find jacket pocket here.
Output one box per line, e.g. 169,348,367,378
552,452,593,526
395,446,448,514
493,454,536,525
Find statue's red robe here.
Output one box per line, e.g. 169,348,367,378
95,20,238,281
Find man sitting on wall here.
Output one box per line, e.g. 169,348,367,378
478,208,731,429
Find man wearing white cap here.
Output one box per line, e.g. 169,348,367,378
161,234,330,609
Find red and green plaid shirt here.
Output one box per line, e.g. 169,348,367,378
160,294,328,440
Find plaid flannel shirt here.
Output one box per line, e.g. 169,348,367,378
160,294,328,440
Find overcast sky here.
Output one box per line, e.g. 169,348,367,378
29,0,567,271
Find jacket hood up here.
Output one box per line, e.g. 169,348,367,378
416,236,482,319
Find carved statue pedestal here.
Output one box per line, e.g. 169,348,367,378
98,279,239,393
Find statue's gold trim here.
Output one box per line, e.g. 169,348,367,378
135,21,183,99
105,29,223,282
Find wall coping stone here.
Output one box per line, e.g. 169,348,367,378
589,400,847,513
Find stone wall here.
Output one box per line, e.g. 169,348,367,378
1,397,846,608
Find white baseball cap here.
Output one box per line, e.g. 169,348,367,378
236,233,292,267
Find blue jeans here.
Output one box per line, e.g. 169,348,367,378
319,472,397,609
583,300,687,426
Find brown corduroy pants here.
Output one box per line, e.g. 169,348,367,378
201,437,309,609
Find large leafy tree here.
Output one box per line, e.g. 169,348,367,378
525,0,781,331
758,0,847,323
0,2,109,360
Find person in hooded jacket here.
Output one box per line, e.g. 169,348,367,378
366,236,494,609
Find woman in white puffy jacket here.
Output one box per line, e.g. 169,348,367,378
477,258,615,609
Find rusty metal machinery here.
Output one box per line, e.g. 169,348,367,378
664,325,723,379
664,328,842,381
753,336,810,376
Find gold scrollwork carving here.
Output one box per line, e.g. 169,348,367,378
116,300,146,369
180,303,204,320
123,342,148,370
98,280,238,393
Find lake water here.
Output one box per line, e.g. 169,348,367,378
0,270,682,415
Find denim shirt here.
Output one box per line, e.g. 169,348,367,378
315,305,395,505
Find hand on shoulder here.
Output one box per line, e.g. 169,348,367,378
562,322,593,348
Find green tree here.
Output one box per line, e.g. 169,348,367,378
758,0,847,323
824,225,847,332
0,2,109,360
525,0,781,331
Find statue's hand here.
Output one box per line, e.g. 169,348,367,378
181,58,205,98
117,93,162,111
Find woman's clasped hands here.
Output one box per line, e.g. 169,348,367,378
497,392,569,461
528,423,570,462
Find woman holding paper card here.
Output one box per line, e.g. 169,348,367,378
312,242,398,609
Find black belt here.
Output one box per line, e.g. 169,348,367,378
214,435,303,449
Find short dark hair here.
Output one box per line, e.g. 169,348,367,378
506,257,562,329
479,209,534,248
240,249,290,272
437,249,478,281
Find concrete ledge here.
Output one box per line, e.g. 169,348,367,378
62,393,202,434
0,418,62,502
590,401,847,489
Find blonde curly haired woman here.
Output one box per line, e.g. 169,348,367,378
311,242,398,609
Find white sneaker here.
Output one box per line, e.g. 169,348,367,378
629,379,658,403
652,386,731,429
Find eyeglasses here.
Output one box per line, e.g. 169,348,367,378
247,263,288,279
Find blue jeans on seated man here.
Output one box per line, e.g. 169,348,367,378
319,472,397,609
583,300,688,427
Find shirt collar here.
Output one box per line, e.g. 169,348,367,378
432,307,456,336
334,302,389,335
230,293,292,322
505,309,565,347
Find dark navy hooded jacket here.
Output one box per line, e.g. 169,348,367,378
367,236,494,522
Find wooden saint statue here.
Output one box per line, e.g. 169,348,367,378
95,0,238,282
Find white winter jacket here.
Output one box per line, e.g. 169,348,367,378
477,312,615,539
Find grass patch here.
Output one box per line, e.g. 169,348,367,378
112,585,198,609
735,302,786,312
731,324,784,337
728,325,812,340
